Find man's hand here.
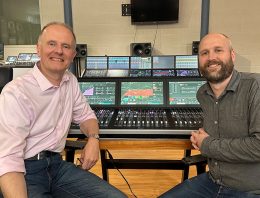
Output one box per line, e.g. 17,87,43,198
79,138,100,170
190,128,209,150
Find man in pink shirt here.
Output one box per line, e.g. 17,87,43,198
0,22,126,198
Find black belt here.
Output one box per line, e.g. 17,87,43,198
26,151,59,160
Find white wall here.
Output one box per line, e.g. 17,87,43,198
3,0,260,73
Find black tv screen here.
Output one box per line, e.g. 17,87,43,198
131,0,179,25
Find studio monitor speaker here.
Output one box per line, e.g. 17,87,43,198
76,44,87,57
130,43,152,56
192,41,200,55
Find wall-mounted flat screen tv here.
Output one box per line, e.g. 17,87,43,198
131,0,179,25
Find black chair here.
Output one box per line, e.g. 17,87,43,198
0,66,13,93
182,150,208,180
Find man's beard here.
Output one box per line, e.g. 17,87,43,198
199,58,234,84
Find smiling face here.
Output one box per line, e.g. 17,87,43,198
198,33,235,84
37,23,76,78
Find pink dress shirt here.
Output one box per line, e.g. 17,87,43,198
0,65,96,176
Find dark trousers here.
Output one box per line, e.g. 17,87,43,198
0,153,127,198
159,172,260,198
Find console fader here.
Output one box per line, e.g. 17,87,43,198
70,107,203,138
93,108,203,129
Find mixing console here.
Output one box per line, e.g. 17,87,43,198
69,54,205,139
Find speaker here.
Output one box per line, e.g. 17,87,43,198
76,44,87,57
130,43,152,56
192,41,200,55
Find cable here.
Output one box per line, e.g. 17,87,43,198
133,26,137,44
151,24,159,56
105,149,138,198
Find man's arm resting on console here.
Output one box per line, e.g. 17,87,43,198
0,172,27,198
80,118,99,139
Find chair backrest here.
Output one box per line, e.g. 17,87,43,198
0,67,13,93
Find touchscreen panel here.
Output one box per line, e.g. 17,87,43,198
130,56,152,69
86,56,107,69
175,55,198,69
121,81,164,105
169,80,206,105
17,53,32,61
79,81,116,105
152,55,175,69
108,56,130,69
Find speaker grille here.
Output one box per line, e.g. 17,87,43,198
192,41,200,55
76,44,87,57
130,43,152,56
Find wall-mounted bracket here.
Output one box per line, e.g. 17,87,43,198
122,4,131,16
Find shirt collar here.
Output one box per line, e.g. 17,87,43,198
225,69,241,92
202,69,241,97
32,64,70,91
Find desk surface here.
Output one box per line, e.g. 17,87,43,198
66,138,193,150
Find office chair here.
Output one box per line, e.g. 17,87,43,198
0,66,13,93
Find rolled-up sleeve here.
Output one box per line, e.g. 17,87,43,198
0,88,30,176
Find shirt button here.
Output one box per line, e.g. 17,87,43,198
216,179,220,184
214,121,218,124
215,162,218,166
215,101,218,104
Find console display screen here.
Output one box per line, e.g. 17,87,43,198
108,56,130,69
169,80,206,105
153,69,175,77
79,81,116,105
17,53,32,61
6,56,17,63
152,56,175,69
106,70,129,77
121,81,164,105
86,56,107,69
176,69,200,77
130,56,152,69
129,69,151,77
175,55,198,69
31,53,40,62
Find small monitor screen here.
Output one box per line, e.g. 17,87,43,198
121,81,164,105
130,56,152,69
129,69,151,77
6,56,17,63
169,80,206,105
31,53,40,62
0,43,4,60
152,56,175,69
79,81,116,105
153,69,175,77
83,70,107,77
86,56,107,69
17,53,32,61
176,69,200,77
107,70,129,77
175,55,198,69
108,56,130,69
